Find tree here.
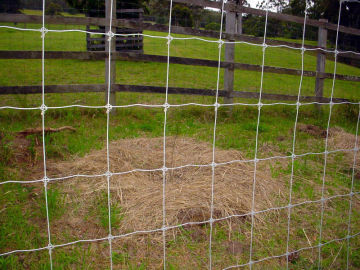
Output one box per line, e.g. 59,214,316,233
65,0,143,17
289,0,360,51
257,0,360,51
46,2,63,15
257,0,288,12
172,4,193,27
0,0,22,13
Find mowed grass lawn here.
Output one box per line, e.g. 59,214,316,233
0,21,359,104
0,17,360,269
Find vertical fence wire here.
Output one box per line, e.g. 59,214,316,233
248,7,269,269
346,104,360,270
41,0,53,268
162,0,174,268
208,1,226,268
105,0,116,268
318,2,343,268
285,2,309,269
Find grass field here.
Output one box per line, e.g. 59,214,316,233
1,14,360,269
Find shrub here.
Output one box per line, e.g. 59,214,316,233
45,2,63,16
205,22,220,31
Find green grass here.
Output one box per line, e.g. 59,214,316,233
0,20,359,102
1,12,360,269
95,192,124,230
0,35,359,103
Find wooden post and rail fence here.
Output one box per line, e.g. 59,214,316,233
0,0,359,105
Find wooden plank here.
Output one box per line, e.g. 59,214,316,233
0,13,108,27
116,36,143,41
0,84,105,94
224,4,236,104
236,9,242,35
116,9,144,13
0,84,348,103
1,50,359,82
230,91,347,103
315,19,327,107
87,37,105,41
171,0,220,9
1,13,359,61
90,44,143,49
88,36,142,42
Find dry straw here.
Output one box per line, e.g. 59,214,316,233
45,137,282,237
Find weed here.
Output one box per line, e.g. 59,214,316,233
112,251,129,265
0,143,12,168
0,184,45,255
96,192,124,230
214,225,227,242
0,256,20,270
37,188,65,220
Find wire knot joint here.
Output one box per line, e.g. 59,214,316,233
105,104,113,114
40,104,48,115
107,31,115,42
167,35,173,45
40,27,48,38
262,43,268,51
43,176,50,184
163,103,170,112
218,39,224,48
105,171,112,178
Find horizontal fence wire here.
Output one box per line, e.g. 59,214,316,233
1,24,360,56
0,0,360,269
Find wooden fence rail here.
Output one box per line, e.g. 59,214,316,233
0,84,348,103
0,0,359,105
0,13,359,63
1,51,359,83
172,0,360,36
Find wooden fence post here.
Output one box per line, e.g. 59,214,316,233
105,0,116,109
315,19,328,110
236,3,242,35
223,2,236,105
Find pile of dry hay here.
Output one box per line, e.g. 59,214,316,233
298,124,359,167
45,137,282,235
